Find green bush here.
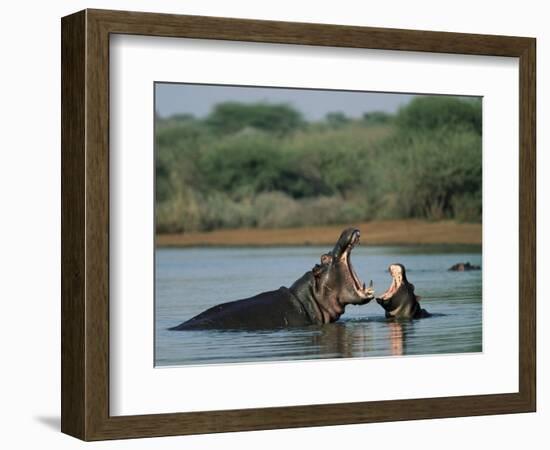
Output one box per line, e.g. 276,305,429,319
396,96,481,134
325,112,351,129
205,101,304,135
371,129,481,221
155,96,482,232
197,133,286,198
362,111,392,125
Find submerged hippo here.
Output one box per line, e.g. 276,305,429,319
376,263,430,320
169,228,375,330
449,262,481,271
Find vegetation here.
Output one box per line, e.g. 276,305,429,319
156,96,482,233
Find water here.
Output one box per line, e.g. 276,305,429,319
155,245,482,366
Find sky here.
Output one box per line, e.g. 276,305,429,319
155,82,420,121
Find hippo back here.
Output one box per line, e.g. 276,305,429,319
169,287,314,330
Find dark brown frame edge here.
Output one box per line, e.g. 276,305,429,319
61,8,536,441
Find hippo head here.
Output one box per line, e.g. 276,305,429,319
376,263,427,319
378,263,411,301
310,228,375,322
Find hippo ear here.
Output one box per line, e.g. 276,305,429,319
312,264,322,277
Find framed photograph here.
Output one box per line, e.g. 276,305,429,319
61,9,536,441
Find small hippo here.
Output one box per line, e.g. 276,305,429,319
376,263,430,320
169,228,375,330
448,262,481,271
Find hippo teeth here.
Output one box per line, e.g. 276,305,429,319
381,277,401,299
343,231,368,296
349,259,363,292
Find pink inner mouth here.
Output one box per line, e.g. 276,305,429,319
380,280,398,300
380,266,403,300
343,231,368,294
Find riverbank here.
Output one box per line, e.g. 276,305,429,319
156,220,481,247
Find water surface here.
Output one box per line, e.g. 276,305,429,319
155,245,482,366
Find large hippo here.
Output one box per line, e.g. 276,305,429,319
169,228,375,330
376,263,430,320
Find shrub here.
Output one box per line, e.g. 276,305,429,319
205,101,304,135
372,129,481,221
396,96,482,135
154,97,482,232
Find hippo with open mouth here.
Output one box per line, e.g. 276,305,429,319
169,228,375,330
376,263,430,320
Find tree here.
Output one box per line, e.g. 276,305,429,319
362,111,392,125
205,102,304,135
325,111,350,128
396,96,482,134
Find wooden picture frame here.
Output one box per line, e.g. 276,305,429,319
61,9,536,441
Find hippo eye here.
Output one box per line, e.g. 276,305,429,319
321,254,332,265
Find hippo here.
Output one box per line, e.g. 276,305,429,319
376,263,430,320
449,262,481,271
169,228,375,330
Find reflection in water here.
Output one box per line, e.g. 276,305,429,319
389,321,404,356
310,323,371,358
290,320,406,359
155,246,482,366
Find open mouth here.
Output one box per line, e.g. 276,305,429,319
341,230,372,298
380,265,403,300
